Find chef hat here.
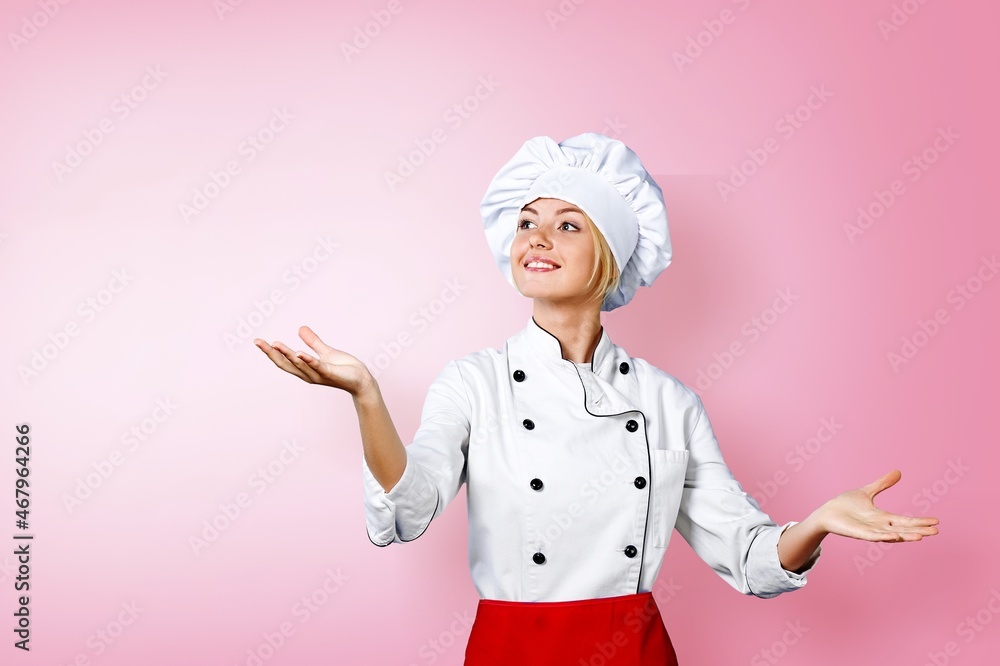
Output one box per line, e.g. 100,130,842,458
480,132,671,311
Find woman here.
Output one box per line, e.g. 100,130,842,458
255,133,939,665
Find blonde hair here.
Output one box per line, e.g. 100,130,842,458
581,211,621,306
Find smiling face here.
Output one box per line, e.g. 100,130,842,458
511,197,603,308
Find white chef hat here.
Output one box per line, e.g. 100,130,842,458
480,132,671,311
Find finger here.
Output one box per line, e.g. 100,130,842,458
870,516,939,537
858,528,928,543
884,522,940,537
884,514,940,528
257,341,311,381
275,343,323,383
274,342,312,382
299,325,334,356
290,350,326,383
863,469,902,497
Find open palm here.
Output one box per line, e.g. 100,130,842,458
255,325,373,396
819,470,939,542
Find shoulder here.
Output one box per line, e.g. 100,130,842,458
438,343,505,386
628,354,704,412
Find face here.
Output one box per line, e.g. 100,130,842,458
510,197,601,306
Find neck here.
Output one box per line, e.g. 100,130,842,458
531,301,603,364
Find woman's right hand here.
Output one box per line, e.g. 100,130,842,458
254,326,374,397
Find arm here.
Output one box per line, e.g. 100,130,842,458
673,392,822,598
352,378,407,494
253,328,471,547
776,511,828,573
360,360,472,546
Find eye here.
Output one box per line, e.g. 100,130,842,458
517,219,580,231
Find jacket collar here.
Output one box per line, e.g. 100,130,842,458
522,315,614,374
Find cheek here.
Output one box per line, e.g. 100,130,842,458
510,237,527,258
568,242,596,265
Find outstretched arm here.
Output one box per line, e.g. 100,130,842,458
777,469,940,572
255,326,407,493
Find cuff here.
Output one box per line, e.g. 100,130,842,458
362,451,438,545
745,521,822,599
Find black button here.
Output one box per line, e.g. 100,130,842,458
634,476,646,489
523,419,535,430
513,369,525,382
625,419,639,432
620,361,630,374
530,478,543,491
624,545,637,558
533,552,546,564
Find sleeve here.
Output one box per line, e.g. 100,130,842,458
672,392,822,598
362,359,472,547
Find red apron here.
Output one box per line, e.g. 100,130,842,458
464,591,678,665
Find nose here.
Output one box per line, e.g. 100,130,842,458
528,226,550,248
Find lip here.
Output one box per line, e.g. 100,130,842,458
523,255,560,270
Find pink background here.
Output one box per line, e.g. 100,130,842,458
2,0,997,664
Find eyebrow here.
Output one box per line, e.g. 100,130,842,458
521,206,584,216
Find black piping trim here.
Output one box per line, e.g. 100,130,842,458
531,315,604,372
744,528,763,597
567,363,651,595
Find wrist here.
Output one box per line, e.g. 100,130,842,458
802,503,833,537
353,374,380,404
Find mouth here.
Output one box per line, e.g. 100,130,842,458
523,258,560,272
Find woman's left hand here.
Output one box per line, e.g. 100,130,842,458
816,469,940,542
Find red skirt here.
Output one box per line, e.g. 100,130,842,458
464,591,678,665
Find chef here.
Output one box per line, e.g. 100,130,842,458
254,132,940,665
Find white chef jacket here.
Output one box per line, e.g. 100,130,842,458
362,316,822,602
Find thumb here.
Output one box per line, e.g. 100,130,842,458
863,469,901,498
299,325,333,355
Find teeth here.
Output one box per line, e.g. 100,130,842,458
526,262,556,269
